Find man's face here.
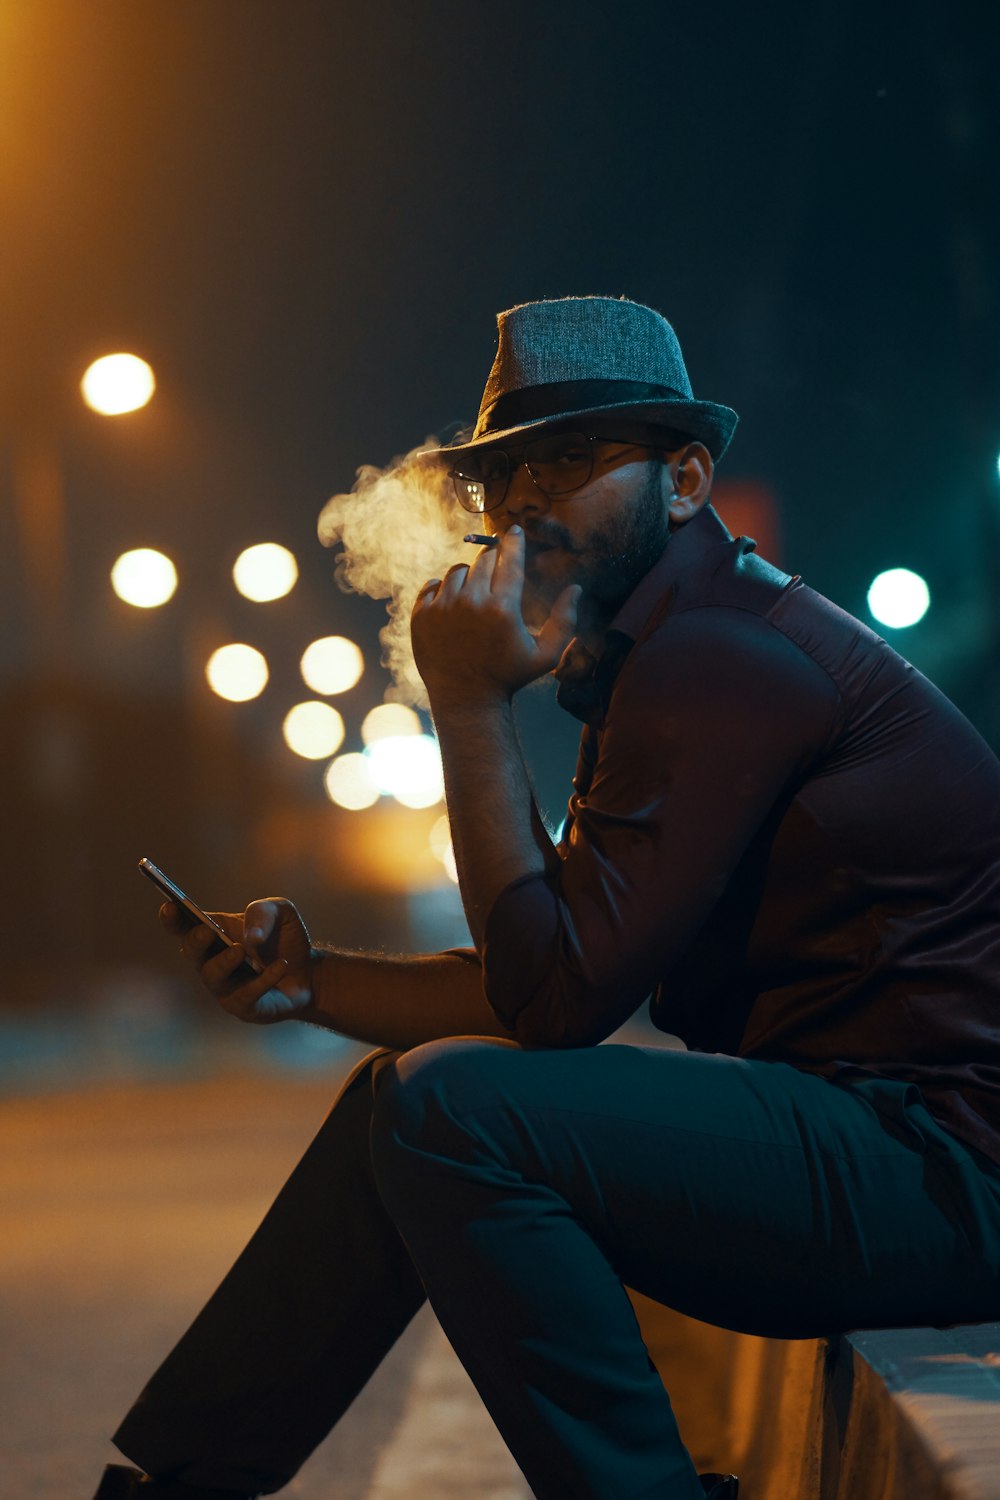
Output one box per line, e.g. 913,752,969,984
482,425,675,638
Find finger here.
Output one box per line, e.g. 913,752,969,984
534,584,582,668
180,920,231,967
200,940,254,989
202,938,281,991
160,901,233,940
243,898,279,950
491,524,525,606
413,578,442,612
159,900,186,935
243,897,301,967
435,562,470,599
244,972,314,1022
463,538,499,598
214,950,291,1015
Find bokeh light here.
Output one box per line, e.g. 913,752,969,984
429,813,451,861
282,701,345,759
300,636,365,695
81,353,156,415
110,548,177,608
361,702,422,744
323,752,380,810
366,733,444,808
429,813,459,883
206,643,269,702
233,543,299,602
867,568,931,629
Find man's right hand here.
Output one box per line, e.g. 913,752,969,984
159,896,318,1024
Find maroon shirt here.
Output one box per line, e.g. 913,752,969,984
482,505,1000,1165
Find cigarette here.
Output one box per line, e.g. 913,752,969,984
464,533,499,547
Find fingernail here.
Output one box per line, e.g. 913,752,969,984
246,928,264,942
510,525,522,535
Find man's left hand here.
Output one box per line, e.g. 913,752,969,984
411,527,580,707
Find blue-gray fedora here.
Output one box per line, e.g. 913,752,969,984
426,295,738,463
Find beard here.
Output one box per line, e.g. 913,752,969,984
520,463,671,638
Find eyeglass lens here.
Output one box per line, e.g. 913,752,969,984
452,432,594,513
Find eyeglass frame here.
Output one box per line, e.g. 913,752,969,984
448,428,687,514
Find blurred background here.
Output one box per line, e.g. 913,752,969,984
1,0,997,1092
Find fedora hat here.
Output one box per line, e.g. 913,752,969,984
425,295,738,464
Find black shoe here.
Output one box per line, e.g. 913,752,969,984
699,1475,739,1500
91,1465,259,1500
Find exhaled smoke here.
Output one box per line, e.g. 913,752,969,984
317,441,471,709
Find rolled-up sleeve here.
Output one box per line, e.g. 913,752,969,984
482,608,840,1048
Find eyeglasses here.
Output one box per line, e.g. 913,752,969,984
449,431,667,514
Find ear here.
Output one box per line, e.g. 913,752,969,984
664,442,713,525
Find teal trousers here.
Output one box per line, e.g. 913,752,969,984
115,1040,1000,1499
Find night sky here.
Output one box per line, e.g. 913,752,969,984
1,0,997,978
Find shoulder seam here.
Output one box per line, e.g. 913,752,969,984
633,599,847,750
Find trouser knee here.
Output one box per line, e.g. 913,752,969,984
370,1035,518,1217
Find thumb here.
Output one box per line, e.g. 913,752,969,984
244,898,280,947
534,584,581,667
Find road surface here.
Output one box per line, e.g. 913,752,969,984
0,1068,531,1499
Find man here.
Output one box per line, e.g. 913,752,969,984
94,297,1000,1500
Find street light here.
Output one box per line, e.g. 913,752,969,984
324,752,381,810
300,636,364,695
110,548,178,608
205,643,269,702
365,733,445,809
282,701,345,759
361,703,421,744
867,568,931,629
233,543,299,602
80,353,156,416
15,352,160,677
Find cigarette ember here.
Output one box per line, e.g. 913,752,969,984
464,533,499,547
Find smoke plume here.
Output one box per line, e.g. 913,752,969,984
317,441,472,709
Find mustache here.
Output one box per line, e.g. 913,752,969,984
518,520,579,554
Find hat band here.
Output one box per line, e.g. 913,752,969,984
478,379,689,436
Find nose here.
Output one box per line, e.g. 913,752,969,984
498,460,550,524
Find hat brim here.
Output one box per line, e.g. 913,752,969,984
419,397,739,466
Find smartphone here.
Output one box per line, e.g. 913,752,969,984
138,857,263,977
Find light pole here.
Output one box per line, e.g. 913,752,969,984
13,351,157,679
7,353,158,1004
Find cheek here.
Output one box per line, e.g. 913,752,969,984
565,472,642,541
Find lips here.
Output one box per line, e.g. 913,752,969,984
522,529,562,555
522,540,559,576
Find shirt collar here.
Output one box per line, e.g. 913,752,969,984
554,505,736,726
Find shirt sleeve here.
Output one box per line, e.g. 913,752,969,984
481,606,841,1047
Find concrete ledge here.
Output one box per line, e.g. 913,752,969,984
630,1295,1000,1500
835,1326,1000,1500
